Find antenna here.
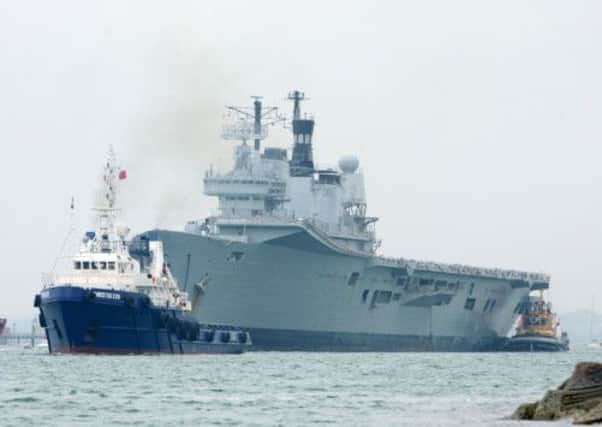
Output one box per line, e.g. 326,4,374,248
222,96,284,150
103,146,119,209
287,90,306,120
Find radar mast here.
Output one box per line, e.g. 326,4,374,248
222,97,283,151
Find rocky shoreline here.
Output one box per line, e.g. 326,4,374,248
513,362,602,424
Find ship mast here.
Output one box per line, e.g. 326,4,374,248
288,90,315,177
223,97,282,151
95,146,122,250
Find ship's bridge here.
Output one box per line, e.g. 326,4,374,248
204,173,286,200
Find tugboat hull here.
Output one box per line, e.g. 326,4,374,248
35,286,250,355
502,334,567,352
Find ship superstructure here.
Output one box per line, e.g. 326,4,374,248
139,91,551,351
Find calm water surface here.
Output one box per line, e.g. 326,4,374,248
1,347,601,426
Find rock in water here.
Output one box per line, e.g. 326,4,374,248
574,401,602,425
563,363,602,390
512,402,537,420
512,362,602,424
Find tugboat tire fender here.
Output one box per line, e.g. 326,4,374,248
38,312,47,328
85,291,97,303
204,330,215,342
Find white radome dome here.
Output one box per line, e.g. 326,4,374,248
115,224,131,239
338,155,359,174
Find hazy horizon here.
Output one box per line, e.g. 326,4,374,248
1,1,601,319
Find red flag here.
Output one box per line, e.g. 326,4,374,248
118,169,127,180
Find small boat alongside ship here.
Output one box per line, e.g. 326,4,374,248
34,148,251,355
502,293,568,352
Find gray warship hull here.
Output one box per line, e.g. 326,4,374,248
141,226,537,352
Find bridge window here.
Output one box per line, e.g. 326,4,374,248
99,262,107,270
347,272,360,286
108,262,115,270
82,261,90,270
464,298,476,311
74,261,81,270
91,262,98,270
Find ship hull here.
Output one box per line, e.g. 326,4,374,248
139,229,530,352
243,327,504,352
35,286,250,355
501,335,568,352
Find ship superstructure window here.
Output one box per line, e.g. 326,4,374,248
396,277,407,286
419,278,434,286
74,261,81,270
91,262,98,270
108,262,115,270
83,261,90,270
99,262,107,270
347,272,360,286
464,298,476,311
483,299,491,312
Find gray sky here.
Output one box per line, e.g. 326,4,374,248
1,1,601,319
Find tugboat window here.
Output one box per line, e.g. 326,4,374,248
99,262,107,270
83,261,90,270
91,262,98,270
74,261,81,270
108,262,115,270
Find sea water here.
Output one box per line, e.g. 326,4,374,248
1,347,599,426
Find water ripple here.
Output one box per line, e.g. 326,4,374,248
0,348,600,426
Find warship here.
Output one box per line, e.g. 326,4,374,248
137,91,550,351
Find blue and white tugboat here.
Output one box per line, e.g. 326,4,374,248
34,148,251,354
